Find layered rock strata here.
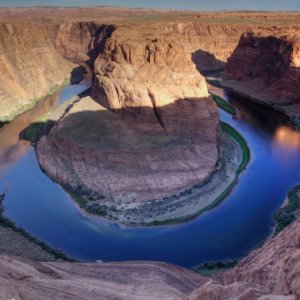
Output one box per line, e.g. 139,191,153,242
223,29,300,126
37,28,220,222
0,23,75,121
2,7,300,123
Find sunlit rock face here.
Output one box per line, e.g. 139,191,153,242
224,29,300,126
0,23,75,122
37,25,219,218
92,26,210,109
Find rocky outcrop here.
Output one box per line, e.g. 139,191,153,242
1,218,300,299
36,26,220,223
221,219,300,297
223,29,300,126
92,26,210,109
0,258,207,300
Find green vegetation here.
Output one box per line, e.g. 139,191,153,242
210,93,237,115
274,185,300,233
0,194,73,261
193,260,238,276
64,188,88,209
221,122,250,174
64,186,108,217
23,122,43,142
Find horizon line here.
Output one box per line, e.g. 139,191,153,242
0,5,299,12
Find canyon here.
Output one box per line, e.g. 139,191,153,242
1,6,300,300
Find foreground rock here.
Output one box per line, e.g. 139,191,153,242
189,219,300,299
223,29,300,127
1,219,300,299
37,27,220,223
0,258,207,300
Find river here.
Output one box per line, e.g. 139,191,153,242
1,83,300,268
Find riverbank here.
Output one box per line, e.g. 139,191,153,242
59,121,250,227
210,93,237,115
1,65,89,124
0,194,72,261
208,76,300,130
22,87,91,145
1,78,70,123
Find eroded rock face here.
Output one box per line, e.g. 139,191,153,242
37,27,219,221
54,22,116,64
222,219,300,297
92,26,209,109
0,258,207,300
0,23,75,121
159,22,253,73
223,29,300,126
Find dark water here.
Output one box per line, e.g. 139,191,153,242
1,84,300,268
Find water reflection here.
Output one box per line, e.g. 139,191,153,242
274,125,300,149
0,92,60,172
0,82,90,172
210,86,300,151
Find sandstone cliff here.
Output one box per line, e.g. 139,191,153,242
223,29,300,126
37,26,220,223
0,23,75,122
1,8,300,123
1,219,300,299
159,22,252,73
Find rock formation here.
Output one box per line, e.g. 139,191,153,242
223,29,300,127
1,218,300,299
158,22,252,73
3,8,295,122
36,26,220,223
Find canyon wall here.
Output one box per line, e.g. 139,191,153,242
0,20,117,122
54,22,116,64
1,219,300,299
0,17,260,123
0,23,75,122
159,22,252,72
223,29,300,126
1,8,300,123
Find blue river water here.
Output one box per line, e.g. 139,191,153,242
1,84,300,267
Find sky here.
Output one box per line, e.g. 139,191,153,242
0,0,299,11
